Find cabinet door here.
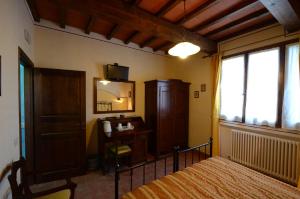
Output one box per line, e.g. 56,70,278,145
131,134,147,164
173,84,189,148
158,84,174,153
34,68,86,182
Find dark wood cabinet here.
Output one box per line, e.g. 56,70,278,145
145,79,190,156
33,68,86,182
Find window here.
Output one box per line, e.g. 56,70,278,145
220,40,300,130
220,56,245,121
282,44,300,130
245,48,279,127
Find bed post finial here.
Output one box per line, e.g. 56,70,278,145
209,137,213,157
173,146,180,172
115,159,120,199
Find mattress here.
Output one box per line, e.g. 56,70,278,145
122,157,300,199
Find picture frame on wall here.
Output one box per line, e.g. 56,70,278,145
194,91,199,98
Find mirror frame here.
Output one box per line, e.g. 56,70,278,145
93,78,135,114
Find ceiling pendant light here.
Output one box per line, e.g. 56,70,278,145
168,42,200,59
168,0,201,59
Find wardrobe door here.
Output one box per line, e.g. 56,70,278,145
173,83,189,149
34,68,86,182
158,83,174,154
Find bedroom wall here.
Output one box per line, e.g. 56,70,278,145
170,54,212,147
0,0,34,198
33,24,175,155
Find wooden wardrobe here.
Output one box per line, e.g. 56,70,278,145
145,79,190,156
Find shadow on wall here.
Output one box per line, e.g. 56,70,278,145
86,119,98,156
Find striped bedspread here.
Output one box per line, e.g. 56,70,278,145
122,157,300,199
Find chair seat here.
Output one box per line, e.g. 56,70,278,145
36,190,70,199
109,145,132,155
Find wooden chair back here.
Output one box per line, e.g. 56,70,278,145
8,158,76,199
8,157,31,199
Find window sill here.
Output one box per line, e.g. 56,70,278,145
219,120,300,136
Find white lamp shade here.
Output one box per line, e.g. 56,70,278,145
99,80,111,85
168,42,200,59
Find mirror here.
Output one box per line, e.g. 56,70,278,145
94,78,135,113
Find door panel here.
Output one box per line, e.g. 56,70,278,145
38,133,82,170
158,85,173,153
34,68,86,182
174,83,189,148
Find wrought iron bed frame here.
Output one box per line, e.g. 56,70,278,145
115,137,213,199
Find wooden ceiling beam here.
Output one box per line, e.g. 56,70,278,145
140,36,157,48
216,19,277,41
207,13,276,40
194,1,265,33
55,0,69,29
58,6,66,29
176,0,218,25
70,0,217,53
106,24,121,40
153,41,173,52
85,16,96,34
131,0,142,6
26,0,40,22
204,9,269,37
156,0,181,17
259,0,300,32
191,0,257,32
124,30,139,44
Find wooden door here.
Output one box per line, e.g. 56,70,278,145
173,82,189,149
33,68,86,182
158,83,174,154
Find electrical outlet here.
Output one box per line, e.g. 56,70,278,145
24,29,31,45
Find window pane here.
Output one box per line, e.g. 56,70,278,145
282,43,300,130
245,48,279,127
220,55,245,121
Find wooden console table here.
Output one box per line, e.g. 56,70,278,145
97,116,151,170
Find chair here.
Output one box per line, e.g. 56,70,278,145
107,140,132,172
8,158,76,199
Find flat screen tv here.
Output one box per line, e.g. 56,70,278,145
104,63,129,81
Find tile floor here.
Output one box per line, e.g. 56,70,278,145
31,151,205,199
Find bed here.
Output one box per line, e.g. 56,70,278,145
115,139,300,199
122,157,300,199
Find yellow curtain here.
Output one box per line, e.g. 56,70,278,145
211,53,222,156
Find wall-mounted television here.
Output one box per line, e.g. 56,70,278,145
104,63,129,81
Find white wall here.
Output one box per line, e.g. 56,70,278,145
33,25,176,154
170,54,212,147
0,0,34,198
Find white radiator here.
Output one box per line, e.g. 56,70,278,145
231,130,300,185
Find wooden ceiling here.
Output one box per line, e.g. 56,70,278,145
26,0,300,54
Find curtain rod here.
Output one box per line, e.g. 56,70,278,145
219,24,300,53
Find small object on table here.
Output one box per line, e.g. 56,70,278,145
117,123,123,131
103,120,112,137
